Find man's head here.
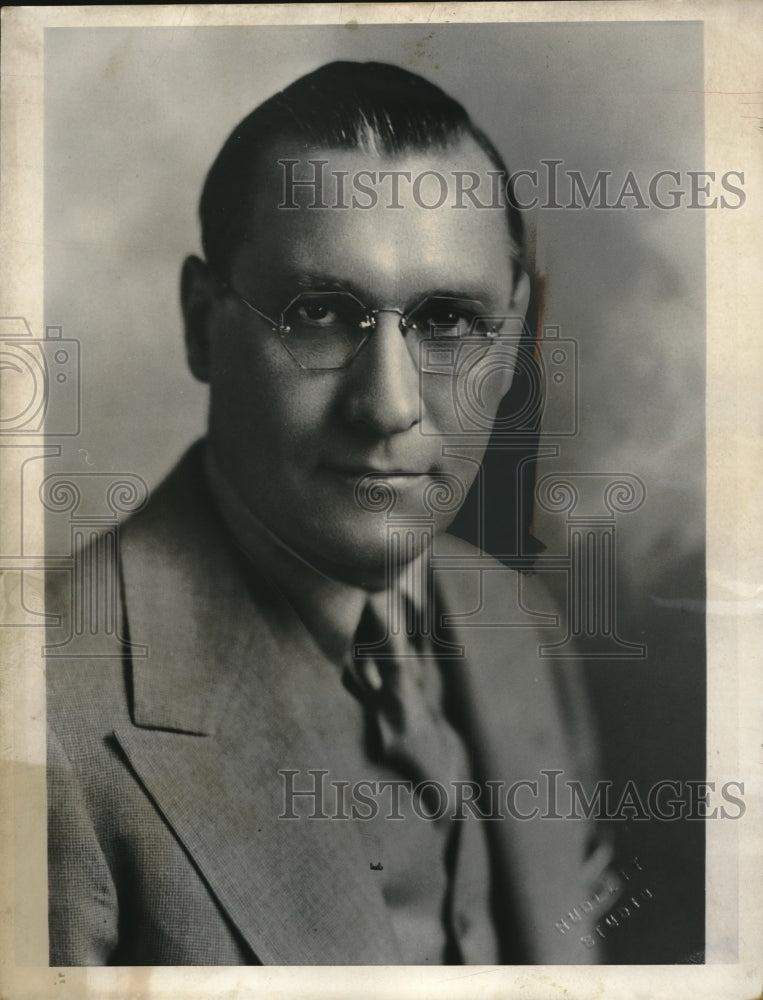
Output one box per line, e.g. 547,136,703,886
182,61,531,588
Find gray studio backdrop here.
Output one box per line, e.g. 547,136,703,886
45,21,706,962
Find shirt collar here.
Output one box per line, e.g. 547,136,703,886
203,441,419,666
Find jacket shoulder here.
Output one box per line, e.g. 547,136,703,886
437,531,561,622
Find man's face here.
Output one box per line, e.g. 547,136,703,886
190,137,528,587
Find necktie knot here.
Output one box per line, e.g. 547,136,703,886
349,599,425,714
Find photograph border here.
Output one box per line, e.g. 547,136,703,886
1,2,761,998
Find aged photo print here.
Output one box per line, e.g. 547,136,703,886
0,3,760,998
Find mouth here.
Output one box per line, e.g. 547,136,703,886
325,466,433,492
365,472,430,491
329,465,430,477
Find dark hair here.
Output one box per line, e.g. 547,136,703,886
199,60,525,284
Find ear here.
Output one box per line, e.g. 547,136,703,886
181,255,219,383
511,268,531,318
494,268,533,397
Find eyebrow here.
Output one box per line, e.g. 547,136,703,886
283,271,496,307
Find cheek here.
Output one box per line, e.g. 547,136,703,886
423,359,512,438
208,330,328,453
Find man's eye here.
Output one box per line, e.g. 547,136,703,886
430,309,461,327
412,305,474,337
295,300,339,326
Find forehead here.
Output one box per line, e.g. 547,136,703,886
230,138,514,304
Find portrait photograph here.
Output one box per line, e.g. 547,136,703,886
0,4,760,999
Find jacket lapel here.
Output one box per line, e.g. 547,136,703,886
115,446,401,964
434,550,599,963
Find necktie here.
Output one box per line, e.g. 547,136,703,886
345,595,501,964
346,596,467,816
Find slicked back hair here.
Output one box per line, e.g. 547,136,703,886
199,60,525,286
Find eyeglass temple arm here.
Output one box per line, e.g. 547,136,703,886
225,286,286,332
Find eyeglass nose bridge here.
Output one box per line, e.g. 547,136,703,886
362,306,411,335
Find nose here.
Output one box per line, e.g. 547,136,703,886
340,310,421,436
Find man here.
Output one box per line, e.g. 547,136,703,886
47,61,616,966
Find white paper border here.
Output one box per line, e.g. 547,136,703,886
1,3,761,998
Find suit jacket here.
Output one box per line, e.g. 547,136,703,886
47,443,615,965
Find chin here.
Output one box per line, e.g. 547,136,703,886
304,518,435,591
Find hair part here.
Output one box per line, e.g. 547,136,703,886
199,60,525,285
